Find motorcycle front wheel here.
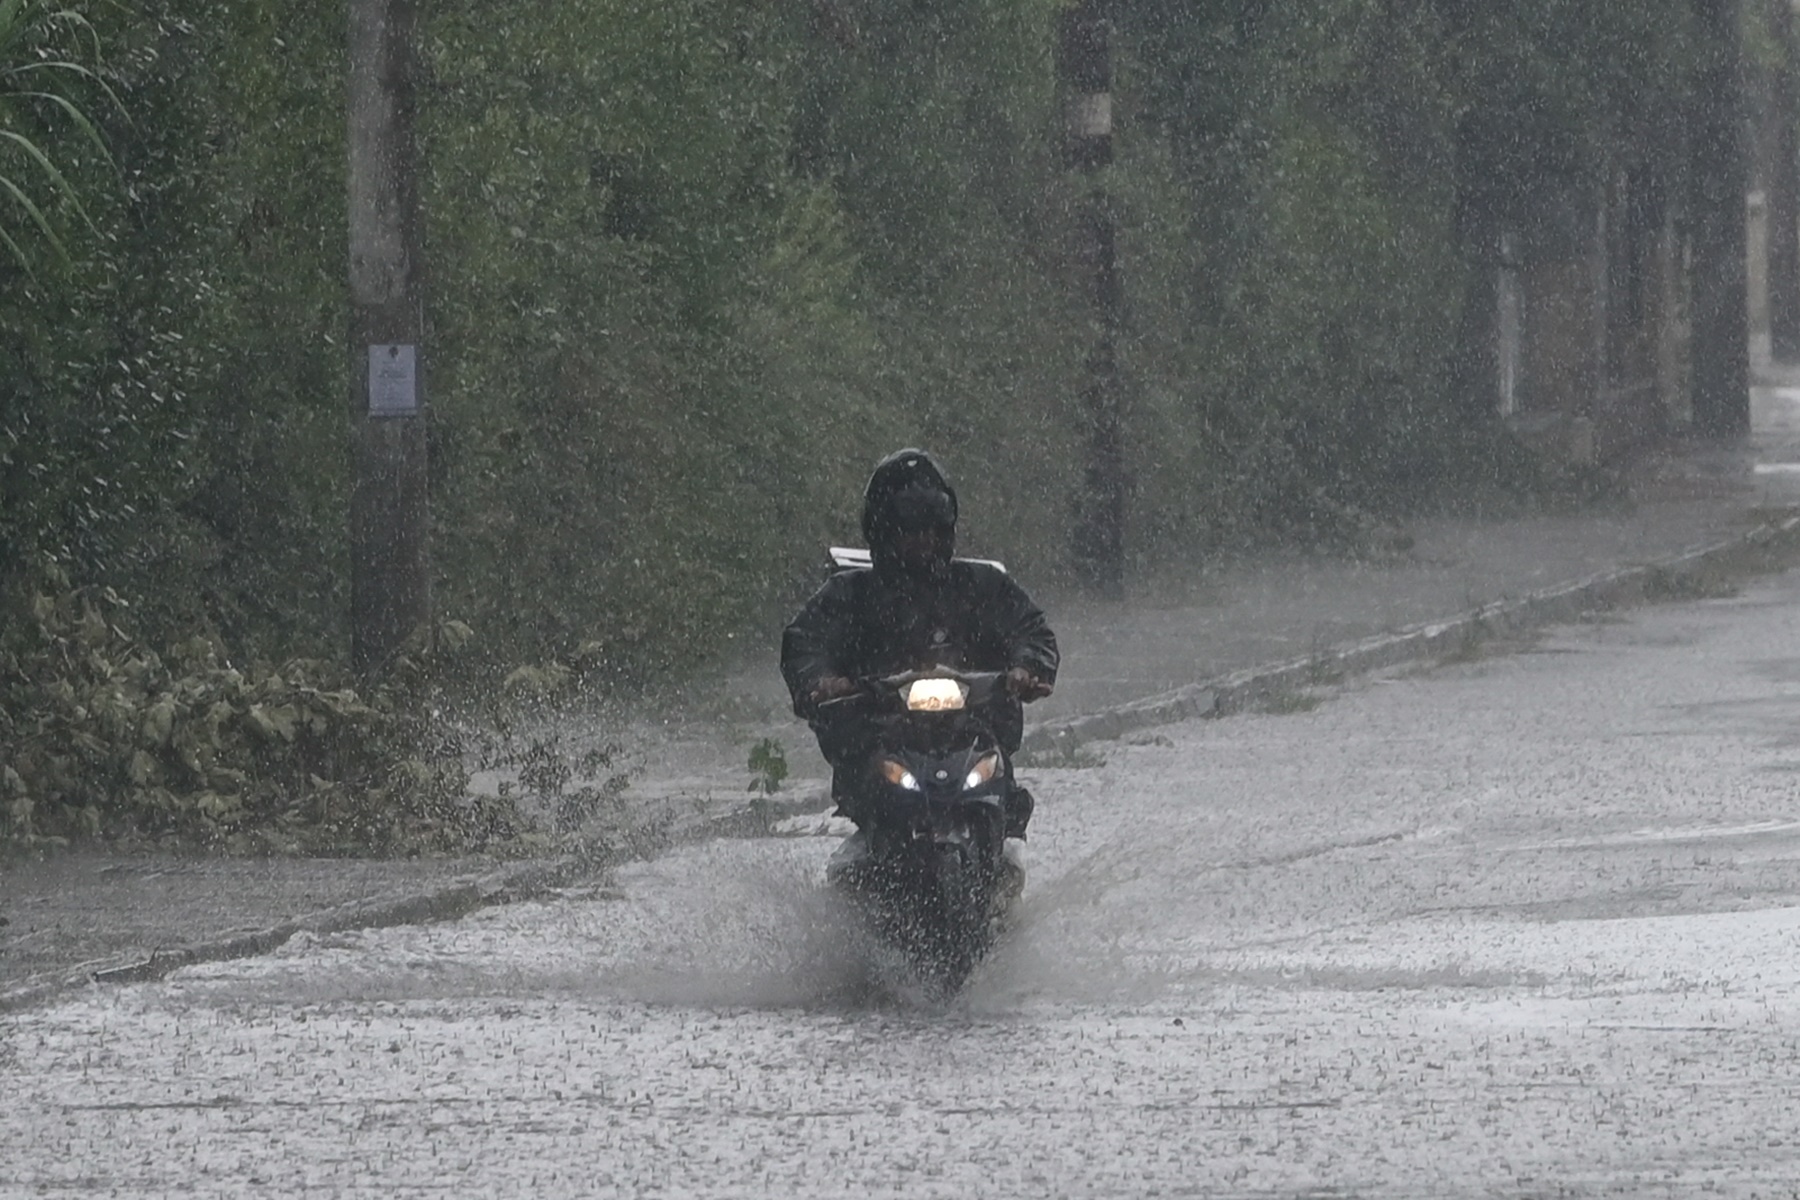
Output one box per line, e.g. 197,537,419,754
909,843,991,995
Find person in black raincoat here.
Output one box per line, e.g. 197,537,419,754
781,449,1059,839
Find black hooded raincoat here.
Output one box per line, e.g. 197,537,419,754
780,451,1059,772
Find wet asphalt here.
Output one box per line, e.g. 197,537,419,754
5,553,1800,1196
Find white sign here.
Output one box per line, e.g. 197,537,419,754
1071,92,1112,138
368,344,419,416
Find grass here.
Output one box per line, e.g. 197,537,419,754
1016,740,1109,770
1640,564,1740,603
1254,688,1323,715
1438,615,1490,665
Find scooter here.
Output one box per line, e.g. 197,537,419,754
820,668,1023,995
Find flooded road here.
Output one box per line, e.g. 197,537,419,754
7,574,1800,1197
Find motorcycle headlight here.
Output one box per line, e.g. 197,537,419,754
904,678,967,712
880,759,922,792
963,754,1000,791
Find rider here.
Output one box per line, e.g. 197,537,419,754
781,449,1059,839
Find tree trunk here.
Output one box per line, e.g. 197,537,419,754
1689,0,1752,438
347,0,430,674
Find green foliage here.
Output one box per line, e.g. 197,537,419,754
422,0,885,670
1113,0,1707,538
415,0,1087,669
789,0,1084,574
0,0,116,272
1,1,350,656
0,558,511,852
1113,0,1466,544
746,737,788,797
474,726,629,837
0,0,1752,854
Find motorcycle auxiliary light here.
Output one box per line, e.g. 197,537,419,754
964,753,1000,791
880,759,923,792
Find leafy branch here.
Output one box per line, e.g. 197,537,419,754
0,0,123,273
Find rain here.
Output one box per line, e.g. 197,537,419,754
7,1,1800,1195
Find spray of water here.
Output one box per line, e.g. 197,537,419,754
163,794,1231,1017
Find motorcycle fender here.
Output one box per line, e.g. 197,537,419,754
923,792,1003,841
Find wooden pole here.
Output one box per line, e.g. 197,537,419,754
1060,0,1125,594
1766,0,1800,361
1690,0,1752,437
347,0,430,675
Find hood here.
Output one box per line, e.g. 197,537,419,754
861,448,958,575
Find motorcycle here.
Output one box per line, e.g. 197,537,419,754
819,667,1024,995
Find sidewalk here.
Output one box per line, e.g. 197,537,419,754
7,387,1800,1009
634,383,1800,788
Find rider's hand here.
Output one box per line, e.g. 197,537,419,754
1007,667,1053,701
809,674,858,705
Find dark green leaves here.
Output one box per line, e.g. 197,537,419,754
0,0,120,274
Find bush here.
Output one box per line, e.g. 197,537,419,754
0,558,511,853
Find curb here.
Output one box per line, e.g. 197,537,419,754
1,796,790,1014
1018,511,1800,758
0,855,594,1013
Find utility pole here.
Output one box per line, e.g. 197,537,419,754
1059,0,1125,595
1689,0,1752,437
347,0,429,675
1766,0,1800,360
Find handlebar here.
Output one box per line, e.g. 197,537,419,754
815,668,1007,713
